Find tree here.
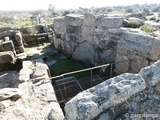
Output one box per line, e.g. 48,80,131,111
48,4,56,16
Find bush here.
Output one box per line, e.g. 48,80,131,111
140,24,156,33
123,19,143,28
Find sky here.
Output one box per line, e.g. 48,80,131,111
0,0,160,11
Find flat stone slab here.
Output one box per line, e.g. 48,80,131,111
64,73,146,120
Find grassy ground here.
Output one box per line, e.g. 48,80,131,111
50,59,90,80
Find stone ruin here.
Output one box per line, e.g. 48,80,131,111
0,13,160,120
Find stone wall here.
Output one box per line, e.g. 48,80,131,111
20,25,55,45
64,60,160,120
53,14,124,65
0,59,64,120
52,13,160,73
115,32,160,74
0,30,25,54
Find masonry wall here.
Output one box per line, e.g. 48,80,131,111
53,14,160,73
53,14,124,65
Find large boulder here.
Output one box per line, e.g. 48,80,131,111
64,73,146,120
15,31,25,53
101,17,124,28
100,50,116,63
65,14,83,26
117,32,160,60
72,42,95,64
53,17,66,34
0,51,16,71
83,14,97,27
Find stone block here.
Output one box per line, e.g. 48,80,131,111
65,14,83,26
64,73,146,120
83,14,97,27
115,53,129,74
117,32,160,60
101,17,124,28
1,41,16,54
53,17,65,29
72,42,95,64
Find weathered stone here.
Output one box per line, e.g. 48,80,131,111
4,37,9,41
115,53,129,74
0,30,15,39
48,103,65,120
83,14,97,27
65,14,83,26
72,42,95,64
19,68,32,83
0,51,15,71
101,17,124,28
117,32,160,60
81,26,94,38
66,25,81,36
100,50,116,63
15,31,23,46
154,84,160,94
53,17,65,29
139,60,160,86
0,88,23,101
53,39,62,49
1,41,16,54
62,41,76,55
64,73,146,120
19,46,25,53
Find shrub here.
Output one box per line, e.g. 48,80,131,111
123,19,143,28
140,24,156,33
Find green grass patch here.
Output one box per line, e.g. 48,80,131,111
140,24,156,33
50,59,90,80
15,21,33,27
